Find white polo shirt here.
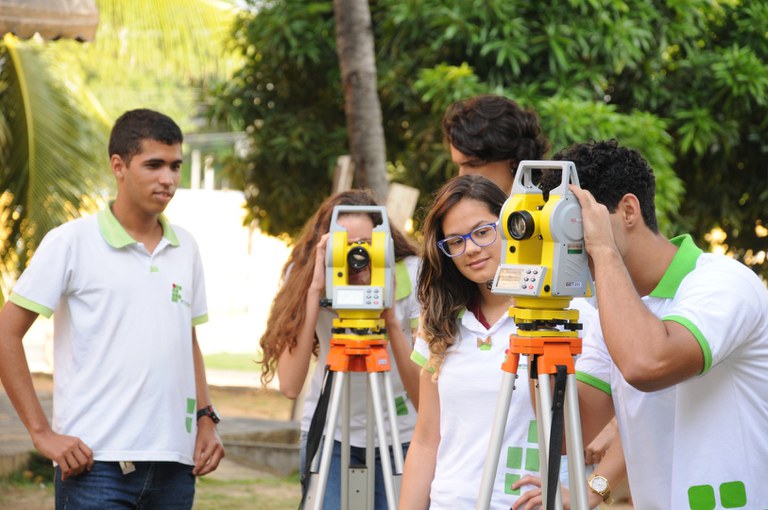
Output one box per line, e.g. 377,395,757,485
10,207,208,465
577,235,768,509
411,310,539,510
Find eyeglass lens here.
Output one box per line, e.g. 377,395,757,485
442,224,497,256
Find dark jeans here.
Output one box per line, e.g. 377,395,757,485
55,461,195,509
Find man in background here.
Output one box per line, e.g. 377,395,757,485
441,94,549,194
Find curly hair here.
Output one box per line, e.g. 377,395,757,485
548,139,659,233
418,175,507,377
258,189,418,386
442,94,550,166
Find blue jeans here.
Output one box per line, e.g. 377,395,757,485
55,461,195,509
301,431,409,510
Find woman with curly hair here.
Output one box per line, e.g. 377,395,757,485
400,175,538,509
259,189,420,509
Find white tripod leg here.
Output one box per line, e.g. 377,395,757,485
383,371,404,500
366,381,375,510
309,371,346,510
369,371,398,510
537,373,564,510
564,373,589,509
383,371,404,473
476,370,518,510
341,373,351,510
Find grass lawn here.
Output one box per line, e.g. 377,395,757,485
204,352,261,372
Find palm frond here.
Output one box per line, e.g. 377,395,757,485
0,35,110,279
49,0,239,130
92,0,238,80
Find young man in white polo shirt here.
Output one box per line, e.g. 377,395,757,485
0,109,224,508
513,139,768,509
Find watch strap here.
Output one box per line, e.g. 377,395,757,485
196,405,220,423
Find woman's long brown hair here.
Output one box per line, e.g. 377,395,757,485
259,189,418,386
418,175,506,377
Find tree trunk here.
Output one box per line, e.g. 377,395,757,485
333,0,388,202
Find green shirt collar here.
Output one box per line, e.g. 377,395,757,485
648,234,703,298
97,204,179,248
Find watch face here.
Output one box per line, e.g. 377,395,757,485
591,476,608,492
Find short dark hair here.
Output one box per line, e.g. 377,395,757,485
108,109,183,164
551,139,659,233
442,94,549,164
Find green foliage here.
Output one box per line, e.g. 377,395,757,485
214,0,767,275
0,38,110,283
210,2,345,234
55,0,238,132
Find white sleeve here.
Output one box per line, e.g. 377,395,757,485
575,313,612,394
662,258,768,373
10,226,72,317
190,235,209,325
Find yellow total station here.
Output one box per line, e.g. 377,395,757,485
325,205,395,336
492,160,593,334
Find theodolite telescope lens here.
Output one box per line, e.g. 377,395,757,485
347,245,370,273
508,211,535,240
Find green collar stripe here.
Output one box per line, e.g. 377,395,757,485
649,234,703,298
97,207,180,248
395,261,411,300
98,208,134,248
160,215,180,245
9,293,54,318
576,371,612,395
663,314,712,374
192,313,209,327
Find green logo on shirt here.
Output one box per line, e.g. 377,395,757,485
185,398,196,433
688,480,747,509
504,420,540,495
172,283,182,302
171,283,190,307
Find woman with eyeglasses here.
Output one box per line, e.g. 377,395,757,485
399,174,539,509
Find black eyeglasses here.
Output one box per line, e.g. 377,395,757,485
437,222,499,257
